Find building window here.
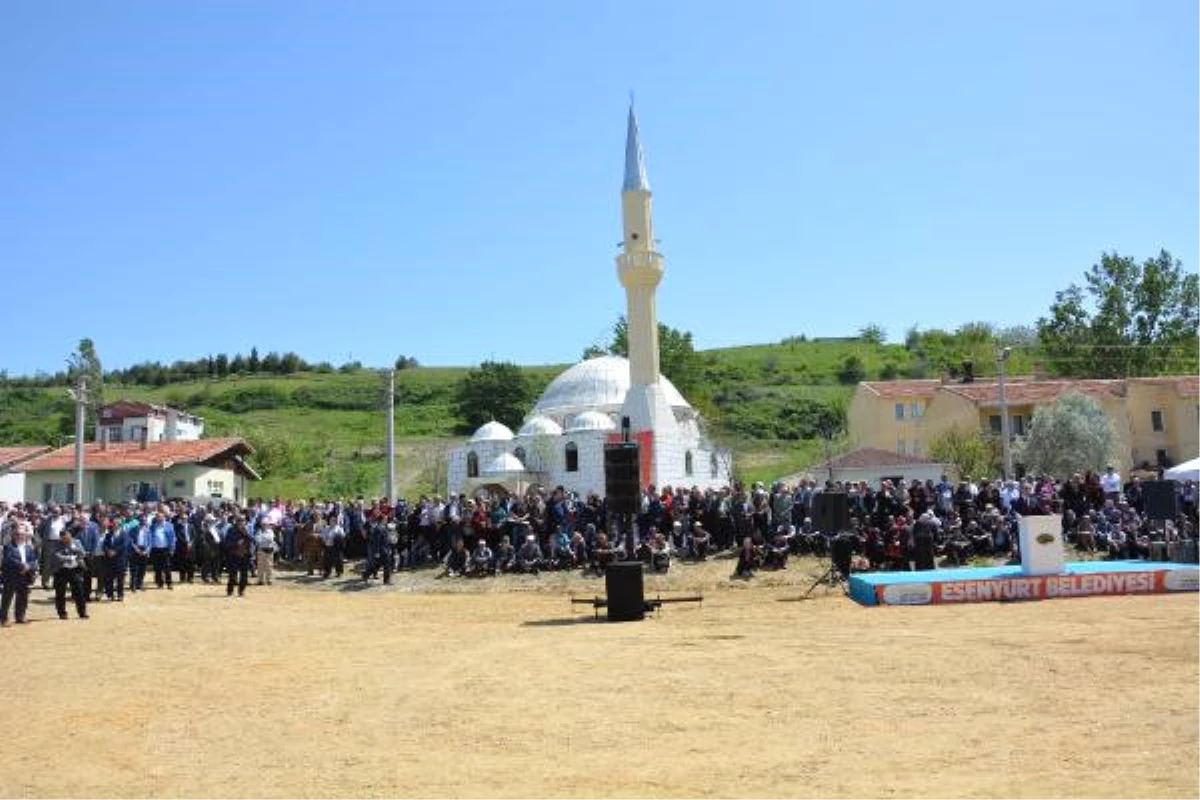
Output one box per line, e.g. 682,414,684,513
895,403,904,420
107,427,123,443
1012,415,1026,436
988,415,1002,435
206,479,225,498
466,451,479,479
1156,449,1170,468
42,482,75,503
710,453,719,478
565,442,578,472
1151,410,1164,432
685,451,694,476
909,402,923,419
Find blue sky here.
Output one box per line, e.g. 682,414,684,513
2,0,1196,375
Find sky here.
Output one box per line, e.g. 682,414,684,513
2,0,1197,375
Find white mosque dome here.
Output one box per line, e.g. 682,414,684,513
517,415,564,437
532,355,691,418
482,452,526,475
470,421,515,442
566,411,617,433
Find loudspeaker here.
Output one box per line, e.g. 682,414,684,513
604,443,641,515
813,492,849,534
605,561,645,622
1143,480,1179,521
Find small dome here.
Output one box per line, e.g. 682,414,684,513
518,415,564,437
566,411,616,432
470,421,515,442
482,452,525,475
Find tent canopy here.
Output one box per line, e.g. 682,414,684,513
1163,456,1200,482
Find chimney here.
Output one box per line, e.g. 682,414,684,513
140,428,149,450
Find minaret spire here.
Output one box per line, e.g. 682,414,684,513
623,98,650,193
617,98,663,388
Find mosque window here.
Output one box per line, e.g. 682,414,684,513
467,451,479,479
565,442,579,472
685,451,694,476
710,453,719,478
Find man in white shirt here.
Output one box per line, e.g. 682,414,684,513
1100,465,1122,504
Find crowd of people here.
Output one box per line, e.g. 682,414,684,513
2,467,1196,626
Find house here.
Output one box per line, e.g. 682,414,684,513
848,375,1200,476
17,437,258,505
792,447,949,488
0,446,53,503
96,400,205,444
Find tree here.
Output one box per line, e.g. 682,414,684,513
1012,391,1118,478
836,355,866,385
605,315,703,396
1037,250,1199,377
215,353,230,377
65,338,104,423
581,344,607,360
928,425,1002,481
394,355,419,370
261,351,282,373
858,324,886,345
455,361,534,433
230,354,247,374
248,347,261,373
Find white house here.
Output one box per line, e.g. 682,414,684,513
96,400,205,444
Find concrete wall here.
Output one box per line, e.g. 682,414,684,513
0,471,26,503
848,386,936,457
24,465,245,504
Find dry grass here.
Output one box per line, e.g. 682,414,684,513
1,556,1196,799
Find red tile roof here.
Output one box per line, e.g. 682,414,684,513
858,380,942,399
940,379,1127,407
818,447,940,470
17,438,256,478
0,446,53,472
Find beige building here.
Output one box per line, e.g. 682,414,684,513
848,376,1199,476
17,437,258,505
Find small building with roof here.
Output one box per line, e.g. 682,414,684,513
0,446,53,503
16,437,258,505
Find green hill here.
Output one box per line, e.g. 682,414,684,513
0,335,1040,498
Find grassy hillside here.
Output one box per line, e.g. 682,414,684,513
0,335,1042,498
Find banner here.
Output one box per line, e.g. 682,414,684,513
875,568,1199,605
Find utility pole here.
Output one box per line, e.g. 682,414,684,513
69,375,87,505
997,347,1013,480
386,368,396,505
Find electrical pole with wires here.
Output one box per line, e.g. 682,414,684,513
386,368,396,505
68,375,87,504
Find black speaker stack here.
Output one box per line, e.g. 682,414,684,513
1143,480,1179,521
604,443,641,515
813,491,849,534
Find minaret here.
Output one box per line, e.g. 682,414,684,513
617,101,679,486
617,102,664,386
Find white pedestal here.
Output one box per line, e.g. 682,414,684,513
1019,515,1066,576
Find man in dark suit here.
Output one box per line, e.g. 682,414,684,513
1,522,38,626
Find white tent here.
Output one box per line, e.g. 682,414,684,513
1163,456,1200,482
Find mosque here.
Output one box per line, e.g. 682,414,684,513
446,104,732,498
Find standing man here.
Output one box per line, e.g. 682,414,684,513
363,517,395,584
51,529,89,620
128,511,151,592
1,522,38,626
100,516,129,602
223,516,253,598
173,507,195,585
147,509,177,590
38,505,66,590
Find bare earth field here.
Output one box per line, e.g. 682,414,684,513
2,556,1197,799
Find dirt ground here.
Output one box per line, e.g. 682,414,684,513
2,555,1196,799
